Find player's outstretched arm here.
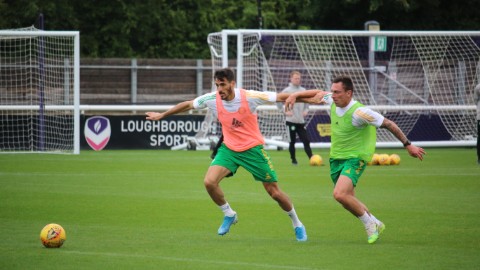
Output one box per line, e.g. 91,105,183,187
302,91,329,104
283,90,328,111
381,118,426,160
146,100,194,121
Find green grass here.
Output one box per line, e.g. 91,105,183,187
0,148,479,269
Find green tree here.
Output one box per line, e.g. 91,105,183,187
2,0,480,58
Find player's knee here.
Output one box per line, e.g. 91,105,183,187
269,189,287,203
203,177,217,190
333,190,346,203
268,189,280,200
264,185,276,197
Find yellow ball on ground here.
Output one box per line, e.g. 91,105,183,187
378,154,391,165
309,154,323,166
369,153,380,165
389,154,401,165
40,223,66,248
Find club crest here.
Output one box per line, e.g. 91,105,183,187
84,116,111,151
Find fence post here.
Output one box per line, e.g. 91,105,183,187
131,58,137,104
365,20,380,100
196,59,203,96
64,58,70,104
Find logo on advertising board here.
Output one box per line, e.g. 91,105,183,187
84,116,111,151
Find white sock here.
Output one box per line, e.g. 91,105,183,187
219,202,236,217
358,211,374,226
370,214,382,225
287,207,303,228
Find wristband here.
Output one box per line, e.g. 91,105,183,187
403,140,411,147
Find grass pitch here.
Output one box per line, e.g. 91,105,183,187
0,148,479,269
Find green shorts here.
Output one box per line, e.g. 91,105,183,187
211,144,278,182
329,158,366,187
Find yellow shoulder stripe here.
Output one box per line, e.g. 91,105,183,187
354,109,374,122
246,91,270,100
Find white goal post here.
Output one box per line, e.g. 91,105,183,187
203,29,479,148
0,27,80,154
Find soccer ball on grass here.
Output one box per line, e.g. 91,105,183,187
309,154,323,166
368,153,379,165
40,223,66,248
389,154,401,165
378,154,391,165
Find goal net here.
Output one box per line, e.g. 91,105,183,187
204,29,479,148
0,27,80,154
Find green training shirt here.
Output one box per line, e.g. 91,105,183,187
330,102,376,162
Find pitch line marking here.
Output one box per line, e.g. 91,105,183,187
62,250,322,270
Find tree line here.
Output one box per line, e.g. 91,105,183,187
1,0,480,59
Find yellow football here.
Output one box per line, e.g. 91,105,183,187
378,154,391,165
40,223,66,248
369,153,380,165
309,154,323,166
389,154,401,165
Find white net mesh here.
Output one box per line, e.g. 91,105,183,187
0,27,79,153
205,30,479,146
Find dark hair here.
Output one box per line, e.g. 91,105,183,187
332,75,354,92
214,68,235,82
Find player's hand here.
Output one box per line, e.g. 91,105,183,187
145,112,163,121
310,92,327,104
406,145,426,161
284,95,297,112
